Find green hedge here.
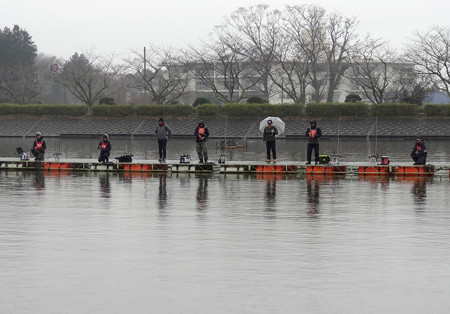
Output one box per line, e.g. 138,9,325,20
0,102,436,118
371,103,418,117
221,103,304,117
194,103,220,116
0,104,88,116
305,103,369,117
92,104,135,117
423,104,450,116
135,104,193,116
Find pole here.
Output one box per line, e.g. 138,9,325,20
143,46,147,105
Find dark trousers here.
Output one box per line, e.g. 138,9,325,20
98,151,110,162
31,149,44,161
307,143,319,163
266,141,276,159
412,152,427,165
158,139,167,160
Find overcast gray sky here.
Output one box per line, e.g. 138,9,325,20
3,0,449,59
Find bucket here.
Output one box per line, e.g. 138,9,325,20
380,156,390,165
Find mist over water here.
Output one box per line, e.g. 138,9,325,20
1,138,450,313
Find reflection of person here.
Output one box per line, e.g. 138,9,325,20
411,177,426,204
155,117,172,163
410,137,427,165
158,174,167,210
196,175,209,210
99,173,111,198
305,119,322,164
31,131,46,161
263,119,278,163
98,134,111,162
306,176,320,215
194,120,209,163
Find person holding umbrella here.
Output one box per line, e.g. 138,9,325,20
263,119,279,163
305,119,322,164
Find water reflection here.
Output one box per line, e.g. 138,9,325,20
32,171,46,191
398,176,428,205
196,174,210,211
98,173,111,198
306,175,320,216
158,173,168,210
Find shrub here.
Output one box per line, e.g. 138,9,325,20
345,94,362,103
92,104,135,117
221,103,270,117
306,103,369,117
423,104,450,116
135,104,193,116
192,97,211,107
247,96,268,104
194,103,220,116
99,97,115,105
371,103,418,117
0,104,88,116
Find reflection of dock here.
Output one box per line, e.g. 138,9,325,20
0,158,447,177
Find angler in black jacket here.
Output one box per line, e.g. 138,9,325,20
31,131,46,161
411,138,427,165
305,119,322,164
194,120,209,163
98,134,112,162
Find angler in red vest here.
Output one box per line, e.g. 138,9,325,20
305,119,322,164
410,137,427,165
194,120,209,163
98,134,112,162
31,131,46,161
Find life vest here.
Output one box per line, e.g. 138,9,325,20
198,127,206,135
35,141,43,150
101,142,108,149
416,144,421,152
310,129,317,137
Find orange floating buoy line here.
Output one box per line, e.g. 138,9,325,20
0,159,446,177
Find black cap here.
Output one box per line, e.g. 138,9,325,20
267,119,273,124
159,118,164,122
103,134,109,139
310,119,316,124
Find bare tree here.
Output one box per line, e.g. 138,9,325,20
221,5,281,101
322,11,358,102
283,5,326,103
0,63,40,104
55,51,122,108
405,25,450,98
125,45,189,104
185,32,260,104
346,37,405,103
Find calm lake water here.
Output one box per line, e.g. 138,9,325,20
1,138,450,313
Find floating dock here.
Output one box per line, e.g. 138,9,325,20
0,159,447,177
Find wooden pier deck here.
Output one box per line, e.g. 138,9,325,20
0,158,448,177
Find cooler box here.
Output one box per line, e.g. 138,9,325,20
318,155,330,164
